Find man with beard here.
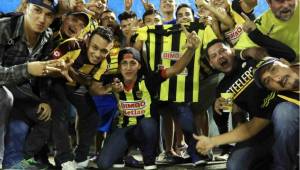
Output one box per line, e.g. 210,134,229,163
255,0,299,60
254,57,299,92
193,39,298,170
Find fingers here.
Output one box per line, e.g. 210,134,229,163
62,71,74,83
45,66,61,72
37,104,42,114
113,78,121,83
180,24,190,37
241,12,250,21
38,106,47,120
193,134,201,140
37,104,51,121
182,30,200,50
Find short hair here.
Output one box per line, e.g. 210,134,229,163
142,9,161,22
205,39,230,60
118,11,137,22
90,26,114,43
100,9,114,19
175,3,194,18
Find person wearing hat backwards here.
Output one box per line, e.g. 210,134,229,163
194,39,299,170
95,25,200,170
254,57,299,92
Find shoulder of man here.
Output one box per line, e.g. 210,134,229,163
255,9,273,28
51,38,83,59
0,14,22,45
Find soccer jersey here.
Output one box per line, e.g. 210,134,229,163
102,70,166,127
78,14,98,39
137,22,217,102
50,38,108,84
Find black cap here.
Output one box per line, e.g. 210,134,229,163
254,57,279,88
67,12,90,27
28,0,58,13
118,47,141,64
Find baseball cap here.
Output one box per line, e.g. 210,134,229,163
254,56,279,88
118,47,141,63
28,0,59,13
67,12,90,27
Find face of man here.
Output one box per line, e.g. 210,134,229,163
160,0,176,14
260,60,299,91
119,55,141,82
101,12,117,28
208,42,235,73
61,15,86,38
268,0,297,21
87,34,113,64
176,7,194,24
88,0,108,14
120,18,136,36
144,13,162,26
211,0,229,10
24,1,55,33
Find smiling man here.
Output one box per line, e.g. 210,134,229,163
160,0,176,24
49,26,114,169
175,3,195,24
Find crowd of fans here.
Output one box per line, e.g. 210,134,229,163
0,0,298,169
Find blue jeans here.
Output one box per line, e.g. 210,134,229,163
3,98,51,168
0,87,13,166
171,103,205,163
272,102,299,170
97,118,157,170
3,120,29,168
227,102,299,170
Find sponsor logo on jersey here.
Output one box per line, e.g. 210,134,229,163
161,51,181,61
120,100,146,117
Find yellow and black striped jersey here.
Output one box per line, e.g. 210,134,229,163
78,14,99,39
102,70,167,127
137,22,216,102
117,79,152,127
105,47,120,75
50,38,108,84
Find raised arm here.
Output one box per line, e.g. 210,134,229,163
196,0,235,29
242,13,296,61
164,24,200,78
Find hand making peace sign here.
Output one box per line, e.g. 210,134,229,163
181,24,201,50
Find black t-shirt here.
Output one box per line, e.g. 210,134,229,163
216,57,275,119
232,0,256,21
261,91,300,119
